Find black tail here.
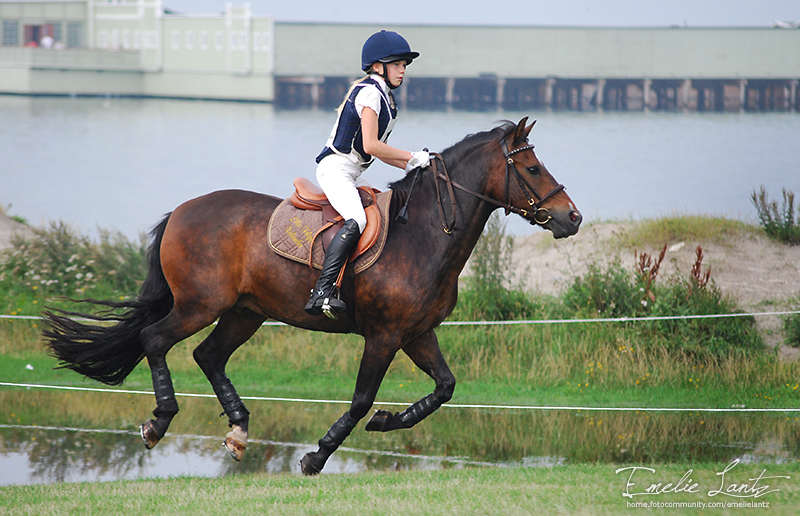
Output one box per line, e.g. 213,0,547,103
42,214,174,386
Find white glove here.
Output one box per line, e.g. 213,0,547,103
405,150,430,172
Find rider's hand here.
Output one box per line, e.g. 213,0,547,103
405,150,430,172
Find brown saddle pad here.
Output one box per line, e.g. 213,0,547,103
268,189,393,274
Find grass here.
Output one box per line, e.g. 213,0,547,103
611,214,758,249
750,186,800,245
2,462,800,515
2,214,800,513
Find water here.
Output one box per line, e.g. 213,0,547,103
1,96,798,240
1,390,798,485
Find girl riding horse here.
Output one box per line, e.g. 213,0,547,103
306,30,430,319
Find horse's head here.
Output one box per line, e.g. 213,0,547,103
489,117,582,239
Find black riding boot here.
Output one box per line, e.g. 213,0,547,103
304,219,361,319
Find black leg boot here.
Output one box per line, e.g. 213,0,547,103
304,219,361,319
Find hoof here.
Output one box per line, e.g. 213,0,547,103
364,409,393,432
223,425,248,462
140,419,160,450
300,452,323,476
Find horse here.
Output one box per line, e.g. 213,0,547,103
43,117,582,475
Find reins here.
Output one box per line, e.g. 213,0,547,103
420,138,565,234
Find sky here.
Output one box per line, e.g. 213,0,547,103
160,0,798,27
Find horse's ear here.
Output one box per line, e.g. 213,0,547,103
513,117,530,145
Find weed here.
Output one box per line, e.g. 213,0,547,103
0,222,146,313
453,212,538,321
750,185,800,245
786,309,800,347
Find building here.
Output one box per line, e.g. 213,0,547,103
1,0,799,111
0,0,274,101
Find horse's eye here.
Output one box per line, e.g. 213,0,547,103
527,165,541,175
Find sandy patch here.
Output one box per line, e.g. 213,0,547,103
511,222,800,357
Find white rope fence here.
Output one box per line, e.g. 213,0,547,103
2,309,799,413
2,382,799,413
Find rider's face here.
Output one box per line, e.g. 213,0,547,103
373,61,407,87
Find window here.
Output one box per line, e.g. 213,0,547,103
215,30,223,50
261,31,270,52
171,30,180,50
67,22,83,48
200,30,209,50
98,29,108,48
252,32,260,51
49,22,62,44
185,30,194,50
133,30,141,49
238,31,247,50
145,30,158,49
122,29,130,49
2,20,19,46
229,31,237,50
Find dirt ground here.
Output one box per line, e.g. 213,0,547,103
511,222,800,359
0,212,34,250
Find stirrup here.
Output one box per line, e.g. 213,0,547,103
305,288,346,319
321,294,346,320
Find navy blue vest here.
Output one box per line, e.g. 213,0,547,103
316,77,397,166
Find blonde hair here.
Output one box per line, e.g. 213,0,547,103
336,75,372,114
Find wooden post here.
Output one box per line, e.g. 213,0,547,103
445,77,455,109
310,78,320,109
739,79,747,112
680,79,691,112
544,78,555,111
596,79,605,112
496,77,505,110
642,79,651,111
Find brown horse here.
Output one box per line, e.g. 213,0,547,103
43,117,581,475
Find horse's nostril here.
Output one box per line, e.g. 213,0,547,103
570,210,581,223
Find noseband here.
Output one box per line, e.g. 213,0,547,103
426,138,565,234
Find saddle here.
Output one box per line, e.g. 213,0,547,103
268,178,392,274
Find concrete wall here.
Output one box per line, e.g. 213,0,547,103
274,23,800,80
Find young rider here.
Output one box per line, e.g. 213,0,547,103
304,30,430,318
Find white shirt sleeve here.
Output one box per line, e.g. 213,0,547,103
353,83,382,119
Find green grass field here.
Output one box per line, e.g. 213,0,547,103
2,462,800,515
2,215,800,513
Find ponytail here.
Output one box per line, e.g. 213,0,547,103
336,75,373,114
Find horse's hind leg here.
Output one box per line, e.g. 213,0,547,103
365,330,455,432
139,307,217,450
192,308,265,461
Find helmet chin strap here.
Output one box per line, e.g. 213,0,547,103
377,62,401,90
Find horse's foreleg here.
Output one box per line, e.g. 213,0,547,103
193,309,265,461
365,330,455,432
300,337,397,475
140,309,214,450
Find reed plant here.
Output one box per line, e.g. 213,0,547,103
785,306,800,347
452,212,538,321
0,221,146,315
750,185,800,245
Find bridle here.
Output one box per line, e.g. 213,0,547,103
425,137,565,234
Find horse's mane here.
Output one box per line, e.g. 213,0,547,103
388,120,517,196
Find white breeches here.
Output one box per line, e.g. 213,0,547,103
316,154,373,233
